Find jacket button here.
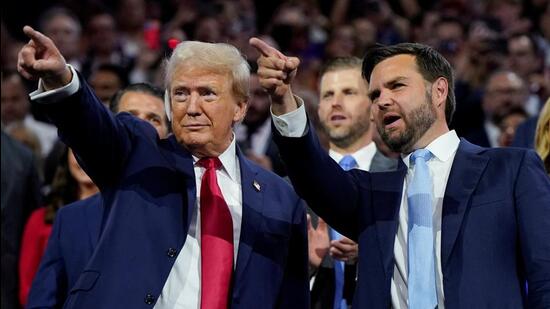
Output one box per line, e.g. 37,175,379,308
166,248,177,258
144,294,155,305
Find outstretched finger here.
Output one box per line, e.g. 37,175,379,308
249,37,287,60
23,26,54,50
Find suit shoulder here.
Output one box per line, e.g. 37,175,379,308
115,112,160,142
57,194,101,218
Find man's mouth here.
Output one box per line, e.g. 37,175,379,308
330,114,347,122
383,114,402,128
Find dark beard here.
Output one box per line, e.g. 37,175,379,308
379,97,436,153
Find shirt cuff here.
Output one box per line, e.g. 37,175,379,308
271,96,307,137
30,65,80,103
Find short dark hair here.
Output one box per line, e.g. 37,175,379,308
109,83,164,113
362,43,456,123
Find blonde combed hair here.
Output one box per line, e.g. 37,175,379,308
164,41,250,102
535,98,550,174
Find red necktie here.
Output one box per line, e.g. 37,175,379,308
198,157,234,309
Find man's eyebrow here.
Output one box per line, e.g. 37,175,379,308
384,76,407,87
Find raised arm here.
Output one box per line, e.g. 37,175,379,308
17,26,130,189
249,37,363,239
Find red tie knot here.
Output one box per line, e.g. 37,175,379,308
198,157,222,170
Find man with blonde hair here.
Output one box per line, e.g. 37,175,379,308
18,26,308,309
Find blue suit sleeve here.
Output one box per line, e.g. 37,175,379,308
26,213,67,309
516,150,550,307
33,74,131,189
272,121,363,240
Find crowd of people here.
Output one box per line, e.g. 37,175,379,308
1,0,550,308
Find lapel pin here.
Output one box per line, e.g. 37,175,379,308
253,180,261,192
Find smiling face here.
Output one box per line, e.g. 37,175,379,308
318,68,372,149
368,54,447,153
170,65,247,157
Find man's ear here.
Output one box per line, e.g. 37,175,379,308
164,90,172,121
432,77,448,109
233,100,248,123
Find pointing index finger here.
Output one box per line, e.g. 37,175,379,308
249,37,287,60
23,26,53,49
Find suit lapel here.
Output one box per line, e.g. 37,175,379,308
160,136,197,229
86,194,103,248
233,150,263,296
371,160,407,278
441,139,488,269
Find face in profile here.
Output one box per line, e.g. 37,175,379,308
169,65,247,157
118,91,169,138
369,55,437,153
318,68,371,148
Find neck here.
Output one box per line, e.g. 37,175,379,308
330,132,373,155
409,121,449,154
78,183,99,200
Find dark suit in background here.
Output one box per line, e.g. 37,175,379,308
1,131,42,309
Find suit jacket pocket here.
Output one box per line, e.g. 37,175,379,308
69,271,100,294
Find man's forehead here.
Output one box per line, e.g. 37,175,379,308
369,54,417,84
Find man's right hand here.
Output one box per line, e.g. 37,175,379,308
249,37,300,115
17,26,71,90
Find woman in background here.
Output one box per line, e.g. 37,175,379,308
18,146,98,307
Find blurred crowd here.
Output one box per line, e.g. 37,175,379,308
1,0,549,308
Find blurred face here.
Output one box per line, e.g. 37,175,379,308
483,72,527,120
68,149,94,186
170,65,247,157
243,74,270,127
89,70,122,106
88,14,117,54
1,75,29,125
318,68,372,148
43,15,80,59
507,36,541,79
118,91,168,138
369,55,439,153
498,112,527,147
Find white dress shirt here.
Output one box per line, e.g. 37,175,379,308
155,138,243,309
30,66,244,309
328,142,377,172
272,103,460,309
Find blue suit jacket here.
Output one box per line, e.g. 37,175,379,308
29,79,309,308
273,123,550,308
27,194,102,308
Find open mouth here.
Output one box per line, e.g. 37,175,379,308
383,114,401,126
330,114,346,121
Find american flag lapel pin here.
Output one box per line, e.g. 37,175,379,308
253,180,261,192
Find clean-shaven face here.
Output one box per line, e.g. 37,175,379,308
318,68,372,148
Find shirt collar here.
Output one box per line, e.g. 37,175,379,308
193,134,239,182
329,141,377,168
402,130,460,168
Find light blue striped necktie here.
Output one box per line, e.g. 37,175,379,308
331,155,357,309
407,149,437,309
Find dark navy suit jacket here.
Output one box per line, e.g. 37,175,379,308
273,123,550,308
27,194,102,308
29,78,309,309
